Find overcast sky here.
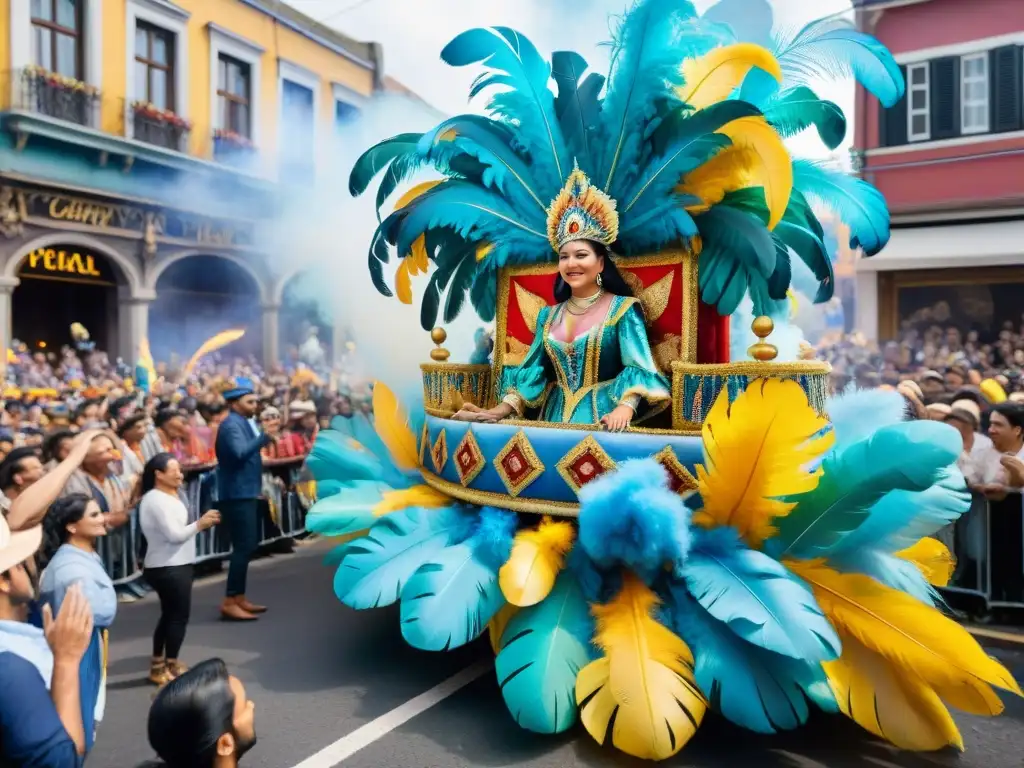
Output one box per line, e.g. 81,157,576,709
285,0,856,159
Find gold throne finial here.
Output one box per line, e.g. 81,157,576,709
430,327,450,361
748,316,778,362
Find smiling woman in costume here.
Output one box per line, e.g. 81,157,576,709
454,164,670,431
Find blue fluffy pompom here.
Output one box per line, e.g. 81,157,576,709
471,506,518,570
577,459,692,583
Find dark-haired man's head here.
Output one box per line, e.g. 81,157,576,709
42,429,74,465
147,659,256,767
0,447,44,500
988,403,1024,454
73,398,102,428
118,413,149,445
154,408,188,440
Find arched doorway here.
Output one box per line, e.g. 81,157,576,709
149,255,262,363
279,269,333,367
13,244,124,353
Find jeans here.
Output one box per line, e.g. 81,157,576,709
221,498,259,597
145,564,194,659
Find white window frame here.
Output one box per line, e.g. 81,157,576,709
277,59,322,182
208,24,264,161
907,62,931,142
960,52,990,135
125,0,190,140
10,0,104,103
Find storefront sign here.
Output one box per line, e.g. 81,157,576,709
19,246,116,284
18,188,255,249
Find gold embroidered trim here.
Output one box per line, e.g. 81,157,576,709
493,430,546,497
653,445,700,495
502,392,526,416
607,296,640,326
453,429,486,486
556,434,617,493
430,429,448,474
618,384,672,404
420,469,580,518
419,421,429,467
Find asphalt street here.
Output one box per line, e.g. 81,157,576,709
90,540,1024,768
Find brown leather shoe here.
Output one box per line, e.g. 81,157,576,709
220,597,258,622
237,596,266,614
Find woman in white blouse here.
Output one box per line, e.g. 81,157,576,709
139,452,220,685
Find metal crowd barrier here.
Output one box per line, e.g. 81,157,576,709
98,456,312,587
941,491,1024,614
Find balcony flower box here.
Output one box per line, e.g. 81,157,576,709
131,101,192,152
213,129,257,167
20,65,100,127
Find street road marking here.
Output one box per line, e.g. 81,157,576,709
968,626,1024,645
290,659,492,768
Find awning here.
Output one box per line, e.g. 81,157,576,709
856,220,1024,272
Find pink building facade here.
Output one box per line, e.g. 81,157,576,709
853,0,1024,342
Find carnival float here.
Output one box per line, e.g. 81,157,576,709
304,0,1021,760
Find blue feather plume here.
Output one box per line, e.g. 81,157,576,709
551,51,604,176
307,431,384,486
825,386,907,453
442,27,569,194
832,548,939,606
399,506,517,651
304,480,394,537
333,506,476,610
772,420,963,559
697,205,777,315
793,158,890,257
577,458,692,584
764,86,847,150
682,527,839,661
495,572,595,734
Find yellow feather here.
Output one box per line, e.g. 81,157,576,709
897,537,956,587
183,329,246,378
498,517,576,607
488,603,520,654
576,575,707,760
694,379,833,548
677,43,782,112
373,485,451,517
395,259,413,305
678,116,792,229
394,235,431,306
825,634,963,751
371,380,420,472
393,180,444,212
787,559,1021,718
475,242,494,262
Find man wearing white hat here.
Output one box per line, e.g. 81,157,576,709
0,516,94,764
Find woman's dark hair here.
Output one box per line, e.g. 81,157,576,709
118,412,148,439
141,452,177,496
552,240,634,303
42,429,74,464
39,493,93,568
154,408,184,430
147,658,236,768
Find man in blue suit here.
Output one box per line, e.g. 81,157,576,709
215,379,276,621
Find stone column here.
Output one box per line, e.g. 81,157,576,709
0,276,19,381
261,303,280,368
118,288,156,364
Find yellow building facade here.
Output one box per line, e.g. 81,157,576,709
0,0,386,370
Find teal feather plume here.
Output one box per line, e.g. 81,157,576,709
682,527,839,661
366,223,393,297
420,234,478,330
764,86,846,150
304,481,394,538
831,465,969,556
832,548,939,606
617,197,700,251
696,204,776,315
794,158,890,256
551,51,605,176
307,430,384,486
825,386,907,453
665,584,837,734
596,0,698,200
399,507,516,651
442,27,568,193
495,572,595,734
348,405,419,489
470,269,498,322
773,420,963,559
333,506,475,610
776,18,905,108
348,132,424,197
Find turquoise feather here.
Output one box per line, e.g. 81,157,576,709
399,507,516,651
333,507,474,610
617,198,700,251
765,86,846,150
442,27,568,194
307,431,384,486
348,132,423,197
304,481,393,537
697,205,777,315
773,421,963,559
825,387,907,453
793,160,890,257
832,548,938,606
667,586,836,734
832,465,969,556
495,572,595,734
596,0,698,200
621,131,729,220
682,528,839,661
701,0,774,49
777,18,905,107
551,51,604,175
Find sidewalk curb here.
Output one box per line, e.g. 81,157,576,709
967,626,1024,650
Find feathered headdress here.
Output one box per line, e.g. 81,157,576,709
350,0,901,330
547,161,619,251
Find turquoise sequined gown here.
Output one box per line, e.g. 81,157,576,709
500,295,671,424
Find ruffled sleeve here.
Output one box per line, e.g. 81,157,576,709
608,299,671,410
501,305,553,416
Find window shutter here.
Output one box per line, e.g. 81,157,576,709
991,45,1022,133
930,56,960,139
880,64,908,146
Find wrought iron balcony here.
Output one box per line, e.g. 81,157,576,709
12,67,100,128
131,105,191,152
